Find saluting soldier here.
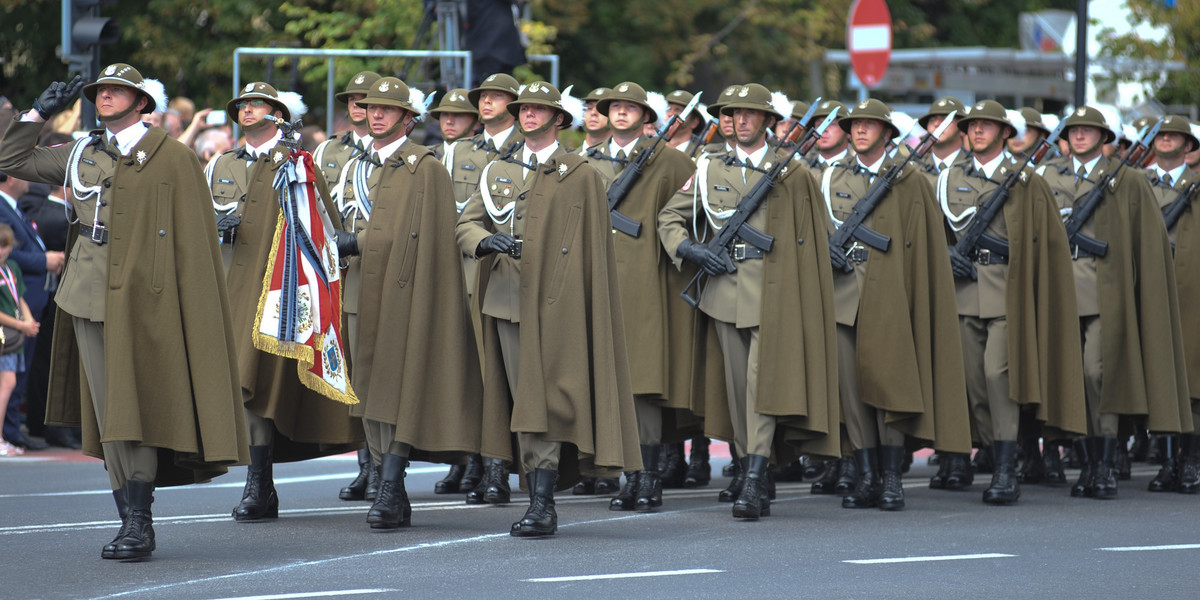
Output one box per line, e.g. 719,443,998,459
915,97,971,188
1036,106,1191,500
313,71,380,191
332,77,485,528
429,88,479,161
209,82,363,522
455,81,642,537
821,98,970,511
659,83,840,520
940,100,1086,505
0,65,248,559
1142,115,1200,494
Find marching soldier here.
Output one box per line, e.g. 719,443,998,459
701,84,741,157
940,100,1086,505
313,71,380,190
208,82,363,522
659,83,840,520
1143,115,1200,494
429,88,479,161
576,86,612,158
665,89,706,156
916,97,971,187
455,81,642,537
1036,106,1191,499
0,65,248,559
333,76,485,528
806,100,851,171
822,98,970,510
1006,108,1050,161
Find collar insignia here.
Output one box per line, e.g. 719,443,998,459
558,163,568,175
407,154,416,164
136,150,147,165
273,151,283,163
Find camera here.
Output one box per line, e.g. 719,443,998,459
206,110,227,126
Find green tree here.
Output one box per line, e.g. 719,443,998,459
1094,0,1198,108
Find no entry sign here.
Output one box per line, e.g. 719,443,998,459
848,0,893,88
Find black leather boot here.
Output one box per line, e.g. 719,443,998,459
659,442,687,488
367,453,411,529
466,457,509,504
1070,438,1094,497
340,448,373,500
572,477,597,495
1177,435,1200,494
101,487,129,559
1092,437,1119,499
982,440,1021,505
511,469,557,537
723,446,740,477
732,454,770,519
774,459,807,483
233,445,278,521
802,454,825,480
1042,442,1067,485
1147,436,1178,492
609,471,640,511
809,458,838,494
1130,425,1150,462
365,463,380,501
1018,436,1044,484
459,454,484,491
843,448,882,509
434,463,466,494
635,445,663,512
112,480,155,560
1114,437,1132,481
972,445,994,474
595,477,621,494
719,456,747,502
878,445,906,511
834,454,858,494
684,437,712,488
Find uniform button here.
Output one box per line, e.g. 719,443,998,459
905,241,912,248
410,231,418,238
797,237,804,244
103,180,111,188
158,229,166,236
1032,235,1038,243
99,201,108,206
516,213,522,220
519,193,526,199
562,247,568,254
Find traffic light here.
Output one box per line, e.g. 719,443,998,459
61,0,119,75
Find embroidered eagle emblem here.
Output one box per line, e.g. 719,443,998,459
618,83,629,93
379,81,391,92
1076,107,1086,117
244,83,254,93
105,65,116,76
136,150,147,165
737,86,749,97
354,74,365,85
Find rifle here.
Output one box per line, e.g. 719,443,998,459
827,111,958,272
679,102,833,308
606,92,702,238
1162,178,1200,233
690,120,720,159
1063,119,1162,258
952,117,1066,276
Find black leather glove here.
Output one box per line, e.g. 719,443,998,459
829,243,853,273
948,246,977,280
477,232,516,256
32,75,86,120
677,240,731,276
215,212,241,233
335,229,359,257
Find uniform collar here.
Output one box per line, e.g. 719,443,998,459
373,135,409,164
245,130,283,158
856,153,885,175
609,137,639,157
1072,154,1102,175
105,122,149,156
735,143,769,168
522,141,560,167
485,125,516,150
1156,163,1186,184
973,152,1006,180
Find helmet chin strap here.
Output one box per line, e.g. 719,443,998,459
371,118,405,140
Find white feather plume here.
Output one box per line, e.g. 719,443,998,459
140,78,169,114
558,84,584,131
770,91,791,120
1191,123,1200,141
645,91,670,130
890,111,917,141
1122,124,1139,142
1041,113,1060,132
1005,109,1027,139
1093,103,1121,139
275,91,308,121
409,87,428,121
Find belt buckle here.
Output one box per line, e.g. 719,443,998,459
846,243,867,264
975,248,991,265
731,243,747,262
507,239,523,258
90,222,108,244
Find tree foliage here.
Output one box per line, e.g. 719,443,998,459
1094,0,1198,108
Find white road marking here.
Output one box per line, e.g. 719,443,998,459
1100,544,1200,552
845,553,1016,564
523,568,723,582
195,590,396,600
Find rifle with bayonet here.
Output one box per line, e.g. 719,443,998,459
1063,119,1162,259
679,101,831,308
1161,179,1200,233
827,111,958,273
607,92,703,238
951,117,1066,279
690,120,720,159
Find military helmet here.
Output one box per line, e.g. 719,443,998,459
429,88,478,117
838,98,900,139
810,99,846,126
707,84,742,119
1018,107,1049,136
83,63,158,114
596,81,658,123
918,96,967,129
226,82,292,121
468,73,520,107
359,77,416,113
790,100,811,122
583,87,610,102
506,81,573,129
1061,106,1116,145
335,71,381,104
666,89,705,133
719,84,784,123
1157,114,1200,153
957,100,1017,138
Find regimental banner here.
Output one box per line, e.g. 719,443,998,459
253,150,357,405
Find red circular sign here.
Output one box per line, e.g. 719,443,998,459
848,0,893,88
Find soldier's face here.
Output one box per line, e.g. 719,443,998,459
237,99,276,128
774,117,796,140
583,100,608,134
346,93,368,124
849,118,887,155
926,114,959,144
1153,132,1186,159
95,85,143,120
368,104,406,137
608,100,646,134
1068,126,1104,159
518,103,561,137
1007,127,1041,155
478,91,515,124
719,113,735,138
439,112,477,142
967,119,1007,158
817,123,848,152
732,109,769,147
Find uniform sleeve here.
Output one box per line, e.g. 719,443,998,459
455,186,494,258
0,117,70,186
657,183,698,270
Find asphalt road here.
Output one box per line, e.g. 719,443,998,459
3,447,1198,600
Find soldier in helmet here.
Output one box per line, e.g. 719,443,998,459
1006,107,1050,161
429,88,479,161
916,96,971,187
939,100,1086,505
207,82,364,523
1142,115,1200,495
805,100,852,171
314,71,380,192
702,85,741,158
665,89,707,156
820,98,969,511
659,83,840,520
1036,105,1190,500
0,64,248,559
455,81,642,537
576,86,612,159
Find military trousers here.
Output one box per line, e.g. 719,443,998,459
74,317,158,490
837,324,904,450
1080,315,1118,437
634,396,664,445
959,315,1018,443
713,321,776,458
363,418,413,464
497,318,562,472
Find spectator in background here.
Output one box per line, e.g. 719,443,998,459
464,0,527,87
0,223,39,456
194,127,234,163
169,96,196,130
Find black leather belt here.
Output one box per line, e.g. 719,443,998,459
507,239,523,258
847,246,870,264
973,248,1008,265
730,242,764,261
80,223,109,245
